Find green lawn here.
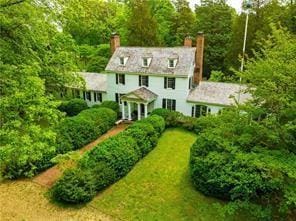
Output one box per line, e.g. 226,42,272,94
90,128,242,221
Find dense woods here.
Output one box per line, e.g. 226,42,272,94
0,0,295,220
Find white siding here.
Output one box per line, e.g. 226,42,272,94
106,73,193,115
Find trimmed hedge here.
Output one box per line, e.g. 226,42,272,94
56,107,116,154
51,115,165,203
50,168,96,204
151,108,199,131
58,98,88,116
92,100,119,117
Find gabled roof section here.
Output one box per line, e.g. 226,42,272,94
187,81,251,106
105,47,196,77
78,72,107,91
121,87,158,103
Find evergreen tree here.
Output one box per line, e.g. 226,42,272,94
170,0,195,46
194,0,234,78
126,0,159,46
148,0,175,46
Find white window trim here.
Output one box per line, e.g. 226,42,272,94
119,57,128,66
168,58,177,68
142,57,152,67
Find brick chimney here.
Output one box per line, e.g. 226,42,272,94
110,33,120,54
193,32,204,85
184,36,192,47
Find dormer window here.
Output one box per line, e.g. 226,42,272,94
168,59,177,68
142,57,152,67
119,56,128,66
120,57,124,65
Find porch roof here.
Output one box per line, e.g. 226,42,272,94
121,87,158,103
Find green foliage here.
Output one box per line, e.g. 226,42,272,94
195,1,234,77
126,0,159,46
141,114,165,134
51,115,165,203
51,168,96,204
92,100,120,117
125,122,158,156
189,29,296,219
151,108,198,130
58,98,88,116
56,107,116,154
83,133,140,178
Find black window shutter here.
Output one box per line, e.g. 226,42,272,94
147,76,149,87
139,75,141,86
162,99,166,108
116,74,118,84
191,106,194,117
115,93,119,103
99,93,102,102
94,92,97,102
172,78,175,89
83,91,86,100
164,77,167,89
122,74,125,85
172,100,176,110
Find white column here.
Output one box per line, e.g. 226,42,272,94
121,102,125,120
127,102,132,121
137,103,141,120
144,103,148,118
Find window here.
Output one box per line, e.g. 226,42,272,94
138,75,149,87
143,58,148,67
168,59,177,68
119,57,125,65
169,59,174,68
71,89,80,98
162,98,176,111
83,91,91,101
115,93,126,105
116,73,125,85
164,77,175,89
191,105,209,117
142,57,152,67
94,92,102,102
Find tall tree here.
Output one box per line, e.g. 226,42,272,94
170,0,195,46
0,0,79,178
59,0,124,46
148,0,175,46
226,0,295,72
194,0,235,78
126,0,159,46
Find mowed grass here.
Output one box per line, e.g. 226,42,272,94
90,128,236,221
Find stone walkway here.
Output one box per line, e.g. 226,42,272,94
33,123,129,187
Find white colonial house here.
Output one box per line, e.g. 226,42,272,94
69,34,250,120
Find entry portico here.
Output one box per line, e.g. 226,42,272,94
120,87,157,121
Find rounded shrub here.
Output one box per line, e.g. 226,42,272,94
151,108,171,121
56,116,97,153
56,107,116,154
79,107,117,134
125,122,157,156
141,115,165,134
91,162,117,191
51,168,96,204
189,133,283,201
58,98,88,116
92,100,119,117
83,133,139,178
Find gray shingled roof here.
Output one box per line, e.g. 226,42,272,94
121,87,158,103
105,47,196,77
187,81,251,106
79,72,107,91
